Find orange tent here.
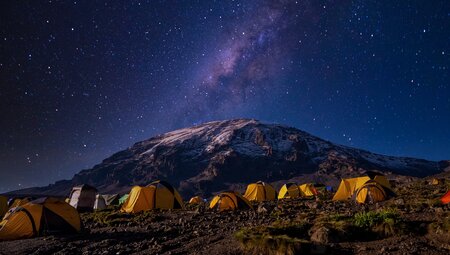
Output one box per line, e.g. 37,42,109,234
441,190,450,204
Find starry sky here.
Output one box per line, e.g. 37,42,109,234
0,0,449,192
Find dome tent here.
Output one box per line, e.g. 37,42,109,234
119,194,129,205
8,197,31,209
0,197,81,241
298,183,319,197
93,194,107,211
209,191,253,212
3,198,31,219
68,184,97,212
243,181,277,202
333,172,395,204
278,183,301,199
354,180,387,204
121,180,184,213
189,196,204,204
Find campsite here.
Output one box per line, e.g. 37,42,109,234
1,173,449,254
1,0,449,254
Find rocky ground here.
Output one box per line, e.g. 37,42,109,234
1,177,449,255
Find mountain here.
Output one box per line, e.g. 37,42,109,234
10,119,446,198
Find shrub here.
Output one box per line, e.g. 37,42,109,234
353,209,399,229
353,209,403,238
235,221,312,254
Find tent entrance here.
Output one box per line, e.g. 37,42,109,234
40,207,78,235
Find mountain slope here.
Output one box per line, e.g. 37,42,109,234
11,119,445,197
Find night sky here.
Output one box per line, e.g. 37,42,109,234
0,1,449,192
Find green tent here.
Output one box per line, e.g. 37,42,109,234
119,194,129,205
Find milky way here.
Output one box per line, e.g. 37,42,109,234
0,0,448,192
175,1,318,122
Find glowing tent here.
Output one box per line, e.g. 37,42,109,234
333,173,394,203
278,183,301,199
299,183,318,197
189,196,204,204
0,197,81,241
121,180,184,213
355,181,387,204
209,191,253,212
441,190,450,204
243,181,277,202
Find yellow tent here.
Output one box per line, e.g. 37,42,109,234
121,180,184,213
0,197,81,241
243,181,277,202
299,183,318,197
373,175,393,190
3,198,31,219
355,181,387,204
189,196,203,204
0,196,7,218
332,177,371,201
9,198,31,209
209,191,253,212
278,183,300,199
431,178,442,185
333,173,394,202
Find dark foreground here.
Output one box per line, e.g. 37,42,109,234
1,179,449,255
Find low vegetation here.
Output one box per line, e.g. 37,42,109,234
353,209,404,238
235,221,312,255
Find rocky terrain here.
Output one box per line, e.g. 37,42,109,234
10,119,446,198
1,175,449,255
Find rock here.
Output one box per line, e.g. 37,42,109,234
305,201,319,209
310,226,332,244
434,207,444,214
257,204,272,214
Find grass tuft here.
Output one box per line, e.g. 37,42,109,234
235,221,312,254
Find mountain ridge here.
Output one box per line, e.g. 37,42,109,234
8,119,446,198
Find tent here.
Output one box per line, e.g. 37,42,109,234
0,196,7,218
189,196,204,204
68,184,97,212
209,191,253,212
4,198,31,219
442,191,450,204
121,180,184,213
102,194,120,206
8,198,31,209
278,183,301,199
431,178,443,185
354,181,387,204
119,194,129,205
93,195,107,211
243,181,277,202
0,197,81,241
299,183,318,197
333,173,394,203
332,177,371,201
